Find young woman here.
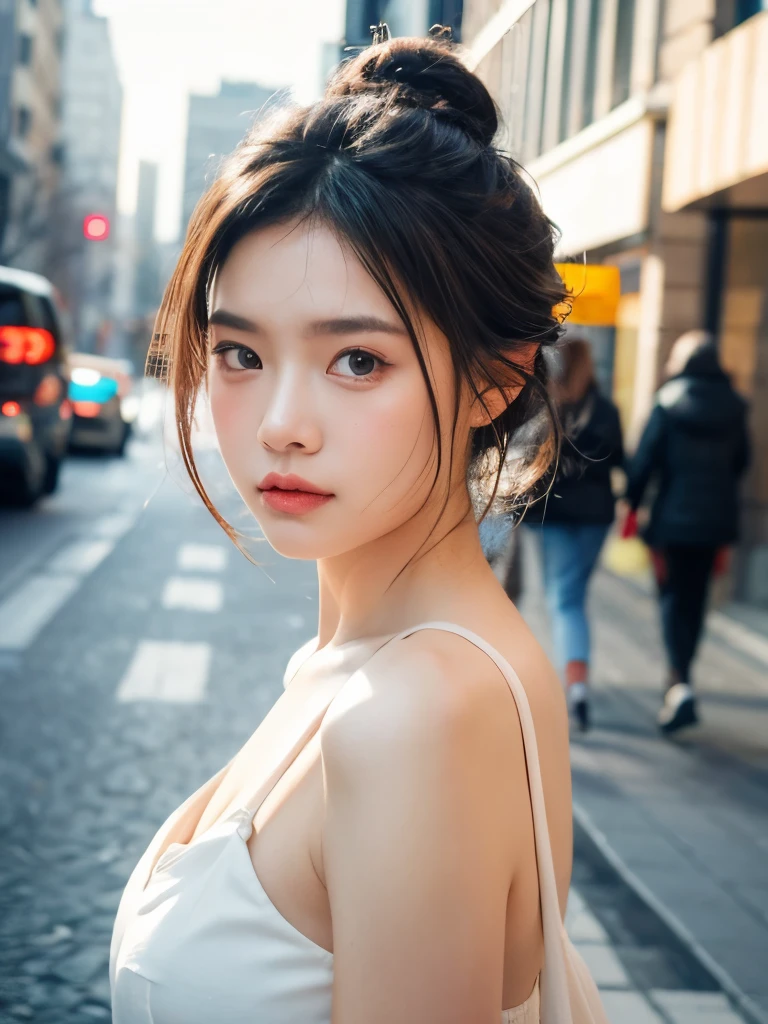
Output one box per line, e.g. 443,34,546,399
525,340,623,730
110,31,606,1024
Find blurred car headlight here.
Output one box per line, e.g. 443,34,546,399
120,395,140,423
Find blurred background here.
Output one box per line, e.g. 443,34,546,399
0,1,767,1023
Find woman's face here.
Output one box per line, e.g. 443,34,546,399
207,219,467,560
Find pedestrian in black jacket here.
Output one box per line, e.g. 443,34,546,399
626,330,750,734
526,338,624,730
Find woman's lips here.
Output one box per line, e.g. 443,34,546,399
256,472,334,516
259,489,334,515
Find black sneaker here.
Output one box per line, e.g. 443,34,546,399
658,683,698,734
568,682,590,732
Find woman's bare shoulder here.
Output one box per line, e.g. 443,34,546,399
318,627,530,801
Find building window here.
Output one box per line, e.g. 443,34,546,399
429,0,463,40
734,0,768,24
611,0,635,108
582,0,600,129
16,106,32,139
558,0,576,142
18,33,33,66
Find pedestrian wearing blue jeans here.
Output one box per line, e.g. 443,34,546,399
525,339,624,730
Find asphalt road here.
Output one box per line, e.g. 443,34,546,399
0,436,753,1024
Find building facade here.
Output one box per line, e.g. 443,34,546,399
1,0,64,276
57,0,122,351
463,0,768,606
179,81,284,240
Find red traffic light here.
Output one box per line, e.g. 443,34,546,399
83,214,110,241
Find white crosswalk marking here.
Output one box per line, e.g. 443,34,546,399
162,576,223,612
177,543,228,573
116,640,211,703
47,540,114,575
0,575,81,650
91,513,138,540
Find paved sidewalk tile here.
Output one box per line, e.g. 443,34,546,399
600,990,666,1024
650,990,748,1024
574,942,631,988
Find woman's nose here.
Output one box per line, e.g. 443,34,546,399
256,369,322,454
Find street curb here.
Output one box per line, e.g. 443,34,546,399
573,799,768,1024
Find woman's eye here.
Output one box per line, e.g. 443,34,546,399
213,345,261,372
330,349,382,379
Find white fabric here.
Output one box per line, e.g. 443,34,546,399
110,622,607,1024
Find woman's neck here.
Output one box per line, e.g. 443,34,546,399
315,489,491,648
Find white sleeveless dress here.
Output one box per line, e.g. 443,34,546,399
109,622,581,1023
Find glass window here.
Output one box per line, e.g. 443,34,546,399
582,0,600,129
734,0,768,25
0,287,26,326
611,0,635,109
16,106,32,139
558,0,576,142
18,33,33,66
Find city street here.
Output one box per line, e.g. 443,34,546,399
0,433,765,1024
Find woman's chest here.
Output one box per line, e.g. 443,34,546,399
191,656,354,840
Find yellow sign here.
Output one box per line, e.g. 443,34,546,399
554,263,621,327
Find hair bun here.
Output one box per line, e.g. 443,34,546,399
328,35,498,147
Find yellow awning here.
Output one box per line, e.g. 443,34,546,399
554,263,621,326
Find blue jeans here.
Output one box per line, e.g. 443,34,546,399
535,523,610,670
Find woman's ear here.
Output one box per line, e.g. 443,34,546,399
469,343,539,427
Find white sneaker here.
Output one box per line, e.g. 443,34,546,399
568,682,589,732
658,683,698,734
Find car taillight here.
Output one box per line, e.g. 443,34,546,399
1,400,22,417
72,400,101,418
0,326,56,365
59,399,72,420
34,374,63,406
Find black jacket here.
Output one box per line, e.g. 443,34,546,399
625,348,750,547
525,387,624,526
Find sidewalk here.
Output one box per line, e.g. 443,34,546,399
518,541,768,1024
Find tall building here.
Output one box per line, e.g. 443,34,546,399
463,0,768,606
180,81,285,240
0,0,24,254
342,0,463,52
0,0,64,276
57,0,123,350
134,161,161,319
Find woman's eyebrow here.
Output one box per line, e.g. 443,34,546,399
209,309,262,334
308,315,408,337
209,310,407,338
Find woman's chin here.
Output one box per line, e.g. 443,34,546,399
254,522,358,562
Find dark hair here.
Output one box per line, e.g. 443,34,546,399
152,33,566,548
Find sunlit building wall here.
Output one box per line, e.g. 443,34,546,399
662,6,768,604
464,0,768,606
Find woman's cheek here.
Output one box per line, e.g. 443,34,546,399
209,378,254,467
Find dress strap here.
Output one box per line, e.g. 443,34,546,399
389,622,572,1024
